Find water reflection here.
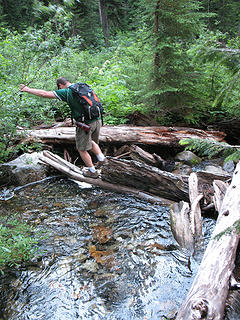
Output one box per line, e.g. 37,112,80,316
0,177,215,319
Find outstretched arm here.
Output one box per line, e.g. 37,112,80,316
20,84,57,99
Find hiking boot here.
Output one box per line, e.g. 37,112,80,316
82,168,99,179
95,158,108,169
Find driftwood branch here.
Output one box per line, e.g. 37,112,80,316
170,173,203,252
176,162,240,320
170,201,195,252
188,173,203,242
213,180,229,213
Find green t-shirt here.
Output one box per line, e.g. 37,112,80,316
54,86,100,124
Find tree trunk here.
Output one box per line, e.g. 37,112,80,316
154,0,160,75
176,162,240,320
98,0,109,46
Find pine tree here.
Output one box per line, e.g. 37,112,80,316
140,0,206,123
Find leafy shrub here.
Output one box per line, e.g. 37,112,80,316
0,216,39,273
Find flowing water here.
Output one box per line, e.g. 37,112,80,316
0,176,235,320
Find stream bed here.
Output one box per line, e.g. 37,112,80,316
0,176,237,320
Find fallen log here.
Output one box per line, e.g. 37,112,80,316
176,162,240,320
39,150,231,205
20,125,226,147
101,158,189,202
39,150,188,202
38,150,174,206
101,158,232,203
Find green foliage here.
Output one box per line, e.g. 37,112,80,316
0,215,39,273
180,138,240,162
0,26,149,161
182,30,240,124
0,26,62,161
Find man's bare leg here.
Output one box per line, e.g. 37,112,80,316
91,141,105,161
78,150,94,167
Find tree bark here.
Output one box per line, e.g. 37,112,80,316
176,162,240,320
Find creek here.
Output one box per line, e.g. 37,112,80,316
0,176,239,320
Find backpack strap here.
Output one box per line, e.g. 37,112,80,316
81,95,93,106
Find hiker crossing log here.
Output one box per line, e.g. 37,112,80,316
176,162,240,320
20,125,226,147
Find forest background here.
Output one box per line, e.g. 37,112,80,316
0,0,240,163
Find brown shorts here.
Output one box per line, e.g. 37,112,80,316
75,119,102,151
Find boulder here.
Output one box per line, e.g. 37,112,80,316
0,152,49,186
175,150,202,166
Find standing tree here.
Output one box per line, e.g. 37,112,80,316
98,0,141,46
141,0,206,124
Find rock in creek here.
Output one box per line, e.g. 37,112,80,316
0,152,49,186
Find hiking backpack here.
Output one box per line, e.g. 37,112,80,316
69,83,104,122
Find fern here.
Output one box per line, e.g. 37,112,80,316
179,138,240,162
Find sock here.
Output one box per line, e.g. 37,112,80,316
97,153,105,162
89,166,96,173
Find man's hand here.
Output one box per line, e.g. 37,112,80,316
20,84,29,92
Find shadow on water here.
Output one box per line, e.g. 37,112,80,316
0,177,227,320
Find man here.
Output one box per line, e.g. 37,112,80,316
20,77,106,178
